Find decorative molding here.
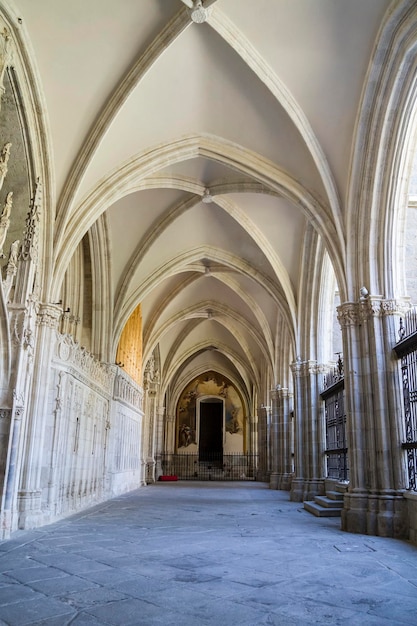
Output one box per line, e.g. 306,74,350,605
21,179,42,262
113,368,143,412
54,333,114,395
0,409,11,420
12,389,24,420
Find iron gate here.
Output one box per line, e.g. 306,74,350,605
160,453,258,481
395,313,417,491
321,356,348,481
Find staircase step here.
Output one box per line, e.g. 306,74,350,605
303,501,342,517
326,490,345,502
314,495,343,508
334,482,349,494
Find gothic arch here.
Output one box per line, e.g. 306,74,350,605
52,135,346,304
347,0,417,300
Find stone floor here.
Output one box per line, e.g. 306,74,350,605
0,482,416,625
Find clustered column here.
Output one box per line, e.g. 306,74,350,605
290,359,326,502
338,296,409,538
257,405,269,482
269,386,293,490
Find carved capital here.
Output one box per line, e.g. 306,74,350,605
36,304,61,329
337,302,360,328
380,298,410,317
339,297,409,328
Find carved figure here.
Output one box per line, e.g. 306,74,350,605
0,28,12,96
0,142,11,191
8,239,19,265
0,191,12,257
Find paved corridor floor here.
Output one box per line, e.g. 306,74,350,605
0,482,416,625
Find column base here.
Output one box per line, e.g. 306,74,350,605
270,472,292,490
341,490,408,539
17,490,43,530
290,478,325,501
290,478,305,502
0,510,13,540
303,479,325,501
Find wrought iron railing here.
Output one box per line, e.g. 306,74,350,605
160,453,258,481
395,312,417,491
321,356,349,481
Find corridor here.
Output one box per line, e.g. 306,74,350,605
0,482,416,625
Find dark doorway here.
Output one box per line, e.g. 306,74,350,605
199,399,223,463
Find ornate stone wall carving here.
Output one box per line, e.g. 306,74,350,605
21,178,41,263
0,27,12,99
54,333,114,395
113,368,143,411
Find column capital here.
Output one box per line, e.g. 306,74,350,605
338,297,410,328
36,303,61,329
291,359,319,377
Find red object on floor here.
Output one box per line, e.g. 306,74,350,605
158,475,178,481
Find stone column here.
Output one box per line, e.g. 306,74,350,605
165,414,176,454
145,388,157,483
257,405,269,482
17,304,61,529
248,414,258,456
154,404,165,480
270,387,293,490
0,402,21,538
338,297,409,538
290,360,325,502
269,389,279,489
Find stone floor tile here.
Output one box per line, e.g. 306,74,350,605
0,597,74,625
0,584,43,606
83,598,169,625
4,565,68,584
0,483,415,626
28,573,100,596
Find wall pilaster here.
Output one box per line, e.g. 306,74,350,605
17,303,61,529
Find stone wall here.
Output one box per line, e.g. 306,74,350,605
40,333,144,523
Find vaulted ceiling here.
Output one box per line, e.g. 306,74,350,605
13,0,391,399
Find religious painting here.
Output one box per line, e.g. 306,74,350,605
176,371,245,453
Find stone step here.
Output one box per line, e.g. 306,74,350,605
334,482,349,494
326,490,345,502
303,501,342,517
314,495,343,508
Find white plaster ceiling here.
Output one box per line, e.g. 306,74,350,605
12,0,392,396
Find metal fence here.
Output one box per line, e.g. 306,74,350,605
160,453,259,481
321,356,349,481
395,313,417,491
